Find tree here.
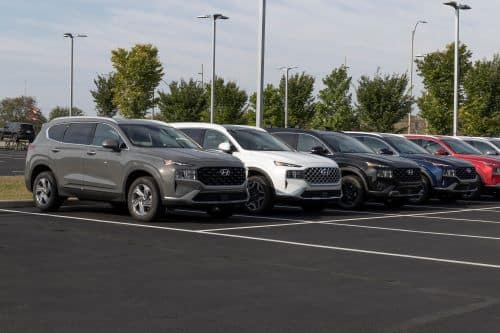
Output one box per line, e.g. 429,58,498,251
91,73,117,117
311,66,359,130
356,71,412,132
158,79,207,122
461,55,500,136
111,44,164,118
416,43,472,134
48,106,84,121
247,83,284,127
0,96,46,130
203,78,248,124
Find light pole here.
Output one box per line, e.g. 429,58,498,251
198,64,204,88
278,66,298,128
63,33,87,117
256,0,266,128
443,1,471,136
198,14,229,124
408,20,427,134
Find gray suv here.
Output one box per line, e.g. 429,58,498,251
25,117,249,221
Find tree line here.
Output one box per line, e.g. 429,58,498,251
1,42,499,136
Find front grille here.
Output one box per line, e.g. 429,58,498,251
193,192,248,202
393,168,421,183
301,190,342,199
304,167,341,184
197,167,246,186
456,167,477,180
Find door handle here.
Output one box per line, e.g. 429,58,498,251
51,148,60,153
86,151,96,156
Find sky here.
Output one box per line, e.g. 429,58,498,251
0,0,498,117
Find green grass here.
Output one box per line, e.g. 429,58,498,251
0,176,32,201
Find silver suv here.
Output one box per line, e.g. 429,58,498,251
25,117,248,221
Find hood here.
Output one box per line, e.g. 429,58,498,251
243,150,338,167
139,148,244,167
346,153,420,168
399,154,473,168
455,154,500,166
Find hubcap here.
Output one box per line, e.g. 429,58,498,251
131,184,153,216
35,177,52,205
246,180,266,212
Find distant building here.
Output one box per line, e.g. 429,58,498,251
394,114,428,134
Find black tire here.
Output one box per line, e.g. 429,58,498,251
408,175,431,205
207,206,234,219
301,201,328,213
338,175,365,209
127,177,162,222
384,198,406,208
244,175,274,214
32,171,62,212
462,182,483,200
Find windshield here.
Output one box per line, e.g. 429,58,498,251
120,124,199,149
228,128,292,151
321,133,374,153
490,140,500,149
442,138,481,155
383,135,430,154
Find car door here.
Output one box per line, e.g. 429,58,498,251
82,123,126,197
56,122,96,193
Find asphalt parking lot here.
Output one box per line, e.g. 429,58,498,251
2,199,500,332
0,150,26,176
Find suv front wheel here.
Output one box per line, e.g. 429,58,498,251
338,175,365,209
128,177,163,222
245,175,273,214
33,171,62,212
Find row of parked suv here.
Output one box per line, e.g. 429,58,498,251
25,117,500,221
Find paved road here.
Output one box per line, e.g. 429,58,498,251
0,150,26,176
1,200,500,332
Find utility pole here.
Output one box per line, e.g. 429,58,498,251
63,33,87,117
256,0,266,128
278,66,298,128
408,20,427,134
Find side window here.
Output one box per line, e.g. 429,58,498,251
297,134,328,152
421,139,444,154
272,132,298,149
48,124,68,142
92,123,123,147
180,128,204,145
203,129,231,150
469,141,494,154
360,136,393,153
63,123,95,145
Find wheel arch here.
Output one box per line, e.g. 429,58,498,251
247,167,276,196
341,167,369,191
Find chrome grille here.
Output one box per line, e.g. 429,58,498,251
304,167,341,184
393,168,421,182
197,167,246,186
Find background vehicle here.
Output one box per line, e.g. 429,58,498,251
1,122,35,142
406,135,500,198
171,123,342,213
459,137,500,156
487,138,500,150
347,132,477,203
25,117,249,221
268,128,422,209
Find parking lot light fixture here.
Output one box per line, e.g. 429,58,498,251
198,14,229,124
63,33,87,117
408,20,427,134
443,1,471,136
278,66,298,128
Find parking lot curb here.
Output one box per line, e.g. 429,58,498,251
0,200,33,208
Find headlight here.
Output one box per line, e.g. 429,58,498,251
286,170,305,179
366,162,387,168
376,169,393,178
274,161,302,168
175,169,197,180
431,162,451,167
164,160,193,167
493,168,500,175
442,169,456,177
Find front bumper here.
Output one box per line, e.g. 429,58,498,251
434,176,478,193
276,178,342,201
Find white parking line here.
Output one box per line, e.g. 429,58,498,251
2,208,500,270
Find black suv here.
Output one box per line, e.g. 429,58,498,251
268,129,423,208
1,122,35,142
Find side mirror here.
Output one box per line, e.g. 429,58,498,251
102,139,121,152
310,146,328,156
217,142,233,153
378,148,394,155
434,149,449,156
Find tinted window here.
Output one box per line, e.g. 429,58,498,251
272,133,298,149
490,140,500,149
442,138,481,155
203,130,231,150
92,123,123,147
228,129,292,151
120,124,199,149
383,135,429,154
63,123,95,145
466,140,498,155
180,128,204,145
420,139,446,154
359,136,395,154
322,133,373,153
297,134,329,152
48,124,68,141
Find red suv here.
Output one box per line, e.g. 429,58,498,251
405,135,500,197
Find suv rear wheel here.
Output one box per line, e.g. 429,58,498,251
127,177,162,222
338,175,365,209
245,175,273,214
33,171,62,212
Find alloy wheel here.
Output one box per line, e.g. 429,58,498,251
246,180,266,212
131,184,153,217
35,177,52,205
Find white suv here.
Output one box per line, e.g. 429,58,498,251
170,123,342,213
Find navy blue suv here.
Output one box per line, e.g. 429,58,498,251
347,132,478,203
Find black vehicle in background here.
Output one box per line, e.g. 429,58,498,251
1,122,35,142
268,128,423,209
